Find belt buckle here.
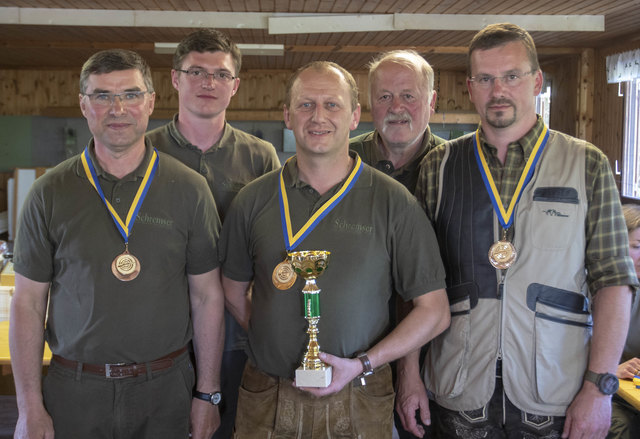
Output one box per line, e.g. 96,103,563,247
105,363,127,379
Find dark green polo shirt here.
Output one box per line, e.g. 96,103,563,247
147,116,281,222
219,153,446,379
13,140,220,364
349,127,445,192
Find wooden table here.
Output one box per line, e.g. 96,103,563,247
0,320,51,375
618,378,640,411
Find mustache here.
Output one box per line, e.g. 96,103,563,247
384,113,412,124
487,98,515,107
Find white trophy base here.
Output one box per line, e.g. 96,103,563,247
295,365,333,388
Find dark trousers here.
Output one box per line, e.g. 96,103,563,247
432,373,565,438
607,394,640,439
43,351,194,439
213,349,247,439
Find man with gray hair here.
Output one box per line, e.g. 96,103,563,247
10,49,224,439
350,49,444,193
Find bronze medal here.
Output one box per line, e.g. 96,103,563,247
111,250,140,281
272,260,296,290
488,240,517,270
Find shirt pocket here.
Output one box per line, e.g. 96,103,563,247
530,187,579,251
527,283,592,405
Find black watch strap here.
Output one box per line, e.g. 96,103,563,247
193,390,222,405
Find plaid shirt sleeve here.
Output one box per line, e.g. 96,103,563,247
584,145,639,293
415,144,447,222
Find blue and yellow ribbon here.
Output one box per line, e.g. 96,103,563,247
473,125,549,229
279,155,363,251
81,146,158,243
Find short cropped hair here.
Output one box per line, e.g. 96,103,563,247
173,29,242,76
79,49,153,93
284,61,359,112
467,22,540,75
623,204,640,233
368,49,434,96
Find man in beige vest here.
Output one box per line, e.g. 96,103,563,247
400,23,638,438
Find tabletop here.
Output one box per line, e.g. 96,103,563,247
0,320,51,371
617,378,640,411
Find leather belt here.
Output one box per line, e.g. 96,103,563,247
52,346,188,379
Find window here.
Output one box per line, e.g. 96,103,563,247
536,83,551,126
622,78,640,199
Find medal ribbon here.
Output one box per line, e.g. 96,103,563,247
81,146,158,244
473,125,549,229
279,155,363,251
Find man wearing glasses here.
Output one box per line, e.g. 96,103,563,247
146,29,280,439
400,23,639,438
10,49,224,439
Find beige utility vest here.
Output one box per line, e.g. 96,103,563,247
425,130,590,415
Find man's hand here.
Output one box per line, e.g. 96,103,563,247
616,357,640,380
13,403,54,439
396,366,430,438
561,385,611,439
296,352,362,397
189,398,220,439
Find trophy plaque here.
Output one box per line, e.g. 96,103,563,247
289,250,332,388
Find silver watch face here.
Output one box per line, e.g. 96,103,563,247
211,392,222,405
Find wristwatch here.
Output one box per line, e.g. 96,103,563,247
356,352,374,385
584,370,619,395
193,390,222,405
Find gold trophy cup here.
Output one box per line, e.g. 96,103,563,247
289,250,332,387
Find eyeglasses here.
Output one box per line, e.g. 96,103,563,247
176,68,236,82
468,71,536,89
82,91,151,107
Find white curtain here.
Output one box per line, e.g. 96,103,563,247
606,49,640,84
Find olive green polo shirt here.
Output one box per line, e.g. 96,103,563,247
219,153,446,379
147,116,281,222
13,140,221,364
349,127,445,192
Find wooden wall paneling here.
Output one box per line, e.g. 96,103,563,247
576,49,595,143
544,56,578,137
2,68,482,122
592,47,626,186
436,70,473,113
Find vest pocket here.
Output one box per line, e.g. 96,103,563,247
426,284,473,398
532,287,592,405
530,187,579,250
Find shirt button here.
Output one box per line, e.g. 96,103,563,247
200,168,208,175
115,198,121,203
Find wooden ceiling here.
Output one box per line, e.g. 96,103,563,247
1,1,640,73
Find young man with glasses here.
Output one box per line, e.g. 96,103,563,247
399,23,639,438
146,29,280,439
10,49,224,439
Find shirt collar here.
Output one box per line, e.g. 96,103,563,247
78,138,155,182
283,150,363,191
167,113,231,152
478,115,544,161
373,126,433,167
